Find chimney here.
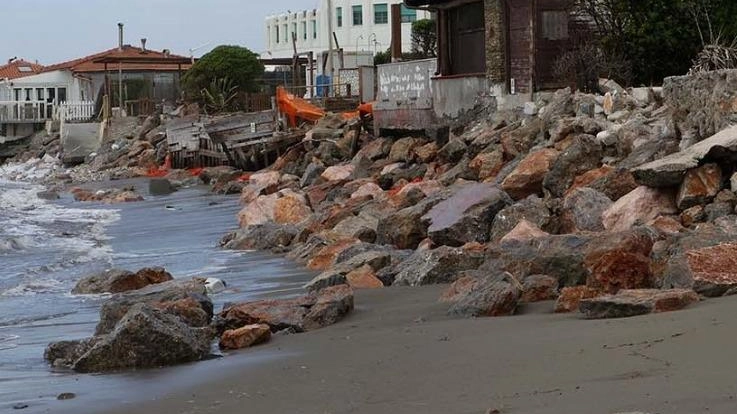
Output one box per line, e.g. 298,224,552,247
118,22,124,50
141,38,147,53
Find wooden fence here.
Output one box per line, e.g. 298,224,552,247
57,101,95,122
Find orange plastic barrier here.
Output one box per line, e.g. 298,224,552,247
277,87,326,127
276,86,375,127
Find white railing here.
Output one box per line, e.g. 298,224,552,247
0,100,54,123
56,101,95,123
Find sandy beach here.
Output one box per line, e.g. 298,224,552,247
97,285,736,414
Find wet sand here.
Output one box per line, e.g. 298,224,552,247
96,285,737,414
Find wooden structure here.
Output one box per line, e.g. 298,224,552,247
406,0,571,94
166,110,305,171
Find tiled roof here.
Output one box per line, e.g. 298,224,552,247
0,59,44,80
43,45,192,73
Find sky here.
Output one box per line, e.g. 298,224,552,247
0,0,318,65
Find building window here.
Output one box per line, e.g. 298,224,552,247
541,11,569,40
283,24,288,42
374,4,388,24
275,25,280,44
312,20,317,39
302,21,307,40
292,23,297,41
336,7,343,27
401,4,417,23
352,5,363,26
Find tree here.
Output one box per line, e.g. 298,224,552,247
411,19,437,58
182,45,264,101
572,0,737,86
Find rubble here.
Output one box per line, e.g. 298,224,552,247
21,72,737,374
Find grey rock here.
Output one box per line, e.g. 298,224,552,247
543,135,603,197
423,182,512,246
632,125,737,187
446,272,522,318
148,178,175,196
490,196,554,242
96,278,209,335
438,139,468,163
224,223,299,251
72,267,173,295
560,188,612,233
393,246,484,286
72,304,212,373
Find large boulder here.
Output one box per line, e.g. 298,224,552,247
240,171,280,204
237,193,279,227
601,186,677,232
389,137,424,163
72,267,173,295
542,135,603,197
422,183,512,246
488,234,592,287
273,191,312,225
501,148,559,200
583,228,657,294
302,285,355,331
579,289,699,319
393,246,484,286
223,223,299,251
50,303,213,373
219,285,353,333
559,188,612,233
489,196,554,242
470,150,505,181
632,124,737,187
521,275,559,303
684,243,737,297
438,139,468,164
376,190,450,249
95,278,210,335
443,273,522,318
675,163,722,210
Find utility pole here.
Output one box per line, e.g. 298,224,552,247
327,0,335,85
118,22,124,115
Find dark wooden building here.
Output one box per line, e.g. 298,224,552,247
405,0,571,95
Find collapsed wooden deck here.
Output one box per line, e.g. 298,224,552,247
166,110,304,170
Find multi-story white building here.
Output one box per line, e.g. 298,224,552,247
264,0,432,61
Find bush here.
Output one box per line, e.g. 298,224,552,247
182,45,264,100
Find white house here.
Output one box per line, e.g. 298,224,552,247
264,0,432,60
0,45,190,139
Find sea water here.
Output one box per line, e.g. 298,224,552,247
0,163,316,412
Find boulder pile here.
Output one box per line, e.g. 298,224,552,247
217,82,737,320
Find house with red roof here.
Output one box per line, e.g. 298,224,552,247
0,58,44,80
1,43,191,138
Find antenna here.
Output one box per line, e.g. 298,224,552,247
188,42,212,63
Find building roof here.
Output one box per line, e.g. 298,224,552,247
0,59,44,80
43,45,192,74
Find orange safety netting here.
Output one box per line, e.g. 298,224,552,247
277,86,326,127
276,86,374,127
146,154,171,177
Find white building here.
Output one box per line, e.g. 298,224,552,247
264,0,432,61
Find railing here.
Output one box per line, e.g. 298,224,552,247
0,100,54,123
57,101,95,122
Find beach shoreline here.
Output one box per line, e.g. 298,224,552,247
88,285,737,414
